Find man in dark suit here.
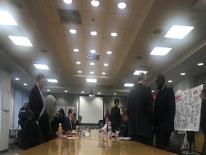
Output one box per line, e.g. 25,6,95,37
127,73,153,145
154,74,176,149
29,73,45,121
64,109,74,132
200,89,206,154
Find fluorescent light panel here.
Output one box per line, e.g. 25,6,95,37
118,2,126,9
197,62,204,66
165,25,194,39
0,11,17,26
33,64,49,70
86,78,97,83
91,0,100,7
111,32,118,37
133,70,148,75
47,79,58,83
69,29,76,34
124,83,134,87
90,50,96,54
63,0,72,4
15,77,20,81
9,36,32,47
168,80,173,83
90,31,97,36
90,62,95,66
73,48,79,52
180,72,186,76
107,51,112,55
150,47,172,56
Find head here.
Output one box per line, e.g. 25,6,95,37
105,116,110,123
200,89,206,101
59,108,65,117
155,74,165,90
137,73,146,84
72,113,77,121
36,73,45,89
114,99,119,107
45,95,56,122
68,108,74,119
106,109,110,114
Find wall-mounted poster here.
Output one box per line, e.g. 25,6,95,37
174,85,203,131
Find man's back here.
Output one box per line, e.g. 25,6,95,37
128,83,153,137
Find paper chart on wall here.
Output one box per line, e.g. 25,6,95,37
174,85,203,131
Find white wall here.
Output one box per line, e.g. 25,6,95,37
0,70,11,151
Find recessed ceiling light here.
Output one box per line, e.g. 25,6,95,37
23,83,28,86
90,31,97,36
90,50,96,54
90,71,94,74
15,77,20,81
63,0,72,4
90,62,95,66
107,51,112,55
113,92,117,96
33,64,49,70
165,25,194,39
8,36,32,47
111,32,118,37
0,11,17,26
91,0,100,7
150,47,172,56
64,90,68,93
180,72,186,76
133,70,148,75
47,89,51,92
78,70,82,74
81,91,85,94
47,79,58,83
104,63,109,67
117,2,127,9
86,78,97,83
76,61,81,65
168,80,173,83
69,29,77,34
102,72,106,75
151,90,155,93
197,62,204,66
124,83,134,87
97,92,101,95
73,48,79,52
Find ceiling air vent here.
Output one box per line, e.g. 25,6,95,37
58,9,81,24
86,53,100,61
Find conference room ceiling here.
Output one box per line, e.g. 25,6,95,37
0,0,206,95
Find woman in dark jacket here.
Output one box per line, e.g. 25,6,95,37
111,99,121,133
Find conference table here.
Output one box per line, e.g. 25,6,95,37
18,130,175,155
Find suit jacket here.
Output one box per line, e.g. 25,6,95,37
64,117,73,132
154,87,176,132
201,100,206,134
29,85,44,121
127,83,153,137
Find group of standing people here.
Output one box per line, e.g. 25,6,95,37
128,73,176,149
106,73,176,150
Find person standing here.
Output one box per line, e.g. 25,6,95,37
29,73,45,122
127,73,153,145
111,99,121,133
154,74,176,149
200,89,206,154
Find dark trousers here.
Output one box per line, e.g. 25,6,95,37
155,130,172,149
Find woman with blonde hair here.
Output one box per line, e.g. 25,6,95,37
39,95,57,142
